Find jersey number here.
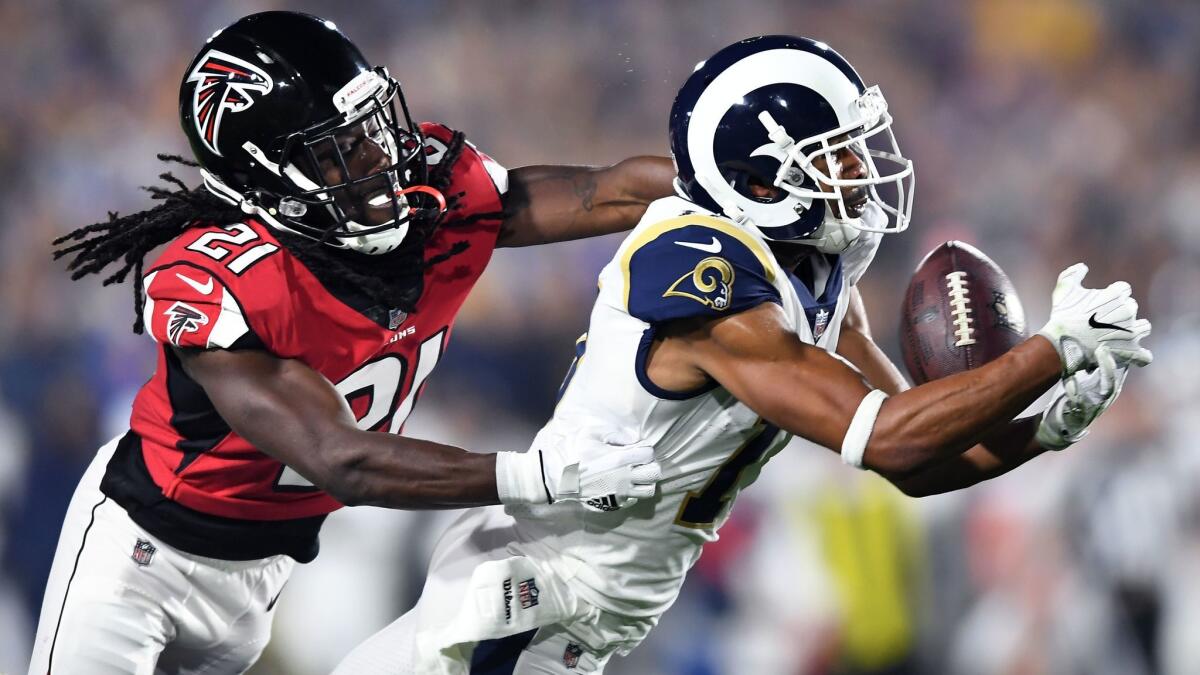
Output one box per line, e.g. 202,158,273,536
675,422,782,529
275,329,447,489
186,223,280,275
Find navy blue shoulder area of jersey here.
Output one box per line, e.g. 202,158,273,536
625,221,780,324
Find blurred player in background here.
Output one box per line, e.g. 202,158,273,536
335,35,1153,674
29,11,672,675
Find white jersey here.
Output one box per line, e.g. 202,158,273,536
508,197,880,619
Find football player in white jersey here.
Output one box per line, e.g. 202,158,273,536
334,36,1152,675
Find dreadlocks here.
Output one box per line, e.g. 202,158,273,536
53,131,488,334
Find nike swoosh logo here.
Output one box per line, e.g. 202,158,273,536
676,236,722,254
266,586,284,611
176,272,214,295
1088,313,1130,333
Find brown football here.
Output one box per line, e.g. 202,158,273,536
899,241,1028,385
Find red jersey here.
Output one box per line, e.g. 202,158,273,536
101,123,507,561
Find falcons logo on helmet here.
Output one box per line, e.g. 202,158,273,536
187,49,273,157
164,302,210,346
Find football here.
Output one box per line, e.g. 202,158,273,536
899,241,1028,384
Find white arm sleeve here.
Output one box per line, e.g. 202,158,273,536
841,389,888,468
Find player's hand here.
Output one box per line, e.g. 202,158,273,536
495,427,661,511
1036,345,1128,450
1036,263,1152,376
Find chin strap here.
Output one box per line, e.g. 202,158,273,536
802,217,862,254
797,201,888,254
200,169,316,243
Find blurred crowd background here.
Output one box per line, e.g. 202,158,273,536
2,0,1199,673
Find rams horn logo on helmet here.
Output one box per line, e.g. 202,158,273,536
187,50,273,157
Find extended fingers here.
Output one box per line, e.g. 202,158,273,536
1053,263,1089,303
1105,280,1132,298
1059,262,1089,284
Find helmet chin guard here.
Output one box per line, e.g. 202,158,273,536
798,201,888,254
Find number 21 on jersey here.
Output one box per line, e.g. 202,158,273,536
275,328,447,489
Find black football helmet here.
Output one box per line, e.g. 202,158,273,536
180,11,442,255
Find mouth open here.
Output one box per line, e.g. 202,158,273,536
846,187,868,208
842,188,869,217
340,177,406,226
366,191,395,208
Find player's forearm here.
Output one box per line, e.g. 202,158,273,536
835,321,1048,493
498,157,676,247
835,325,910,395
179,349,503,510
863,337,1060,474
883,416,1048,496
325,431,500,509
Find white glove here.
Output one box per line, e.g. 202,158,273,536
495,427,661,511
1036,345,1128,450
1036,263,1153,376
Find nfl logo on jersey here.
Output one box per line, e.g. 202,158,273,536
563,642,583,669
131,539,157,567
517,578,539,609
813,308,831,340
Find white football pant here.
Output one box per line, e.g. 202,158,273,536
332,506,652,675
27,436,294,675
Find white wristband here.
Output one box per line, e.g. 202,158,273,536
495,450,552,506
841,390,888,468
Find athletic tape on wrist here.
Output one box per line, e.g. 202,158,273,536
495,450,548,506
842,389,888,468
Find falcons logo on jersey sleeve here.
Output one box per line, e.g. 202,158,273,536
143,268,251,349
186,50,273,156
164,302,210,346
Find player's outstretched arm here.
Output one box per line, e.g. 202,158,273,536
496,157,676,247
175,348,660,510
671,302,1063,477
835,287,1052,495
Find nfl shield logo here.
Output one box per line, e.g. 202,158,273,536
132,539,156,567
517,578,539,609
562,642,583,669
813,308,831,340
388,308,408,330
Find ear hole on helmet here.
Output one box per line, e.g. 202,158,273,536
745,175,784,201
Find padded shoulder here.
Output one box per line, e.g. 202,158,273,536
143,220,287,350
142,263,253,349
621,215,780,324
419,121,508,195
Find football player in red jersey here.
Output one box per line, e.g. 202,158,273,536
30,11,671,675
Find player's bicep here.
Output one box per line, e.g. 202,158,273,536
174,348,360,489
688,302,874,451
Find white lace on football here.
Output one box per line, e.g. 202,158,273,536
945,271,976,347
